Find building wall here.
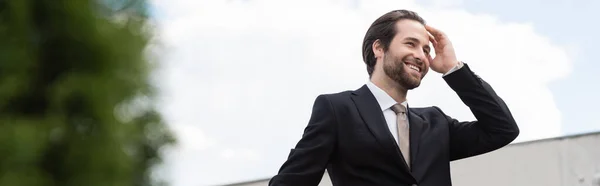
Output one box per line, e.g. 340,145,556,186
227,132,600,186
228,175,332,186
450,132,600,186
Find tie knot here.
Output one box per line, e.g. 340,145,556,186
391,104,406,115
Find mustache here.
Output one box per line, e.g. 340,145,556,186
402,57,424,66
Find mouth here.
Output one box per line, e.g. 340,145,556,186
404,62,422,73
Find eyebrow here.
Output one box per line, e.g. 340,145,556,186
404,37,431,52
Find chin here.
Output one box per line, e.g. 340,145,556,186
403,75,422,89
404,82,420,90
394,78,420,90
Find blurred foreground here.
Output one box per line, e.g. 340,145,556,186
0,1,175,186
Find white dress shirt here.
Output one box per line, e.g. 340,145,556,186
365,62,464,145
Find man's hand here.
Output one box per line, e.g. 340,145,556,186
426,25,459,74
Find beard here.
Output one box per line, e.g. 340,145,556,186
382,53,424,90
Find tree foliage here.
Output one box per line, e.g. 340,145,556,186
0,0,175,186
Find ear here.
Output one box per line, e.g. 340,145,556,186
372,39,384,60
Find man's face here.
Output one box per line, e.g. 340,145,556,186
382,19,431,90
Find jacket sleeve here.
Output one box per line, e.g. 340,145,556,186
438,63,520,161
269,94,337,186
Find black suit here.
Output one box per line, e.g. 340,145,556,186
269,64,520,186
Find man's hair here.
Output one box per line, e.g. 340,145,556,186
362,10,426,77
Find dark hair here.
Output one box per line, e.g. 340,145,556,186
362,10,426,77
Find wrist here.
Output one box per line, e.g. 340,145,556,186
442,61,460,74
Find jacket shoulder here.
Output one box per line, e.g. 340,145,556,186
315,90,354,104
409,106,446,118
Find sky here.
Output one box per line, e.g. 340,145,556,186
448,0,600,136
147,0,599,185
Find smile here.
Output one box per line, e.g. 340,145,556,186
406,63,421,72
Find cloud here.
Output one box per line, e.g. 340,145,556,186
221,148,261,161
150,0,572,185
407,9,571,142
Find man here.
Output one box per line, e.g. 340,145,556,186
269,9,519,186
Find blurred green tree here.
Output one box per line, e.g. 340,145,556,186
0,0,175,186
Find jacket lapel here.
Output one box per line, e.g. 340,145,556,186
407,108,427,170
351,85,406,168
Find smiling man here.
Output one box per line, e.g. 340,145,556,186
269,9,520,186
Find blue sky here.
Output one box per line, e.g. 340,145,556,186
149,0,599,185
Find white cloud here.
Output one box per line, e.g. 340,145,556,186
407,9,571,143
221,148,261,161
173,123,217,151
150,0,573,185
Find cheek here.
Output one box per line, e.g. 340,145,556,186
386,52,402,63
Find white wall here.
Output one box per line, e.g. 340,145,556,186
451,132,600,186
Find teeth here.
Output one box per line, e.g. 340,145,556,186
408,64,420,72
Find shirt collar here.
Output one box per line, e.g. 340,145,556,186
366,80,408,111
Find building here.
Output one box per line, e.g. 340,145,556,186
226,131,600,186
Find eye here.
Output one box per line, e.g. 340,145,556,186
406,42,415,47
423,46,431,54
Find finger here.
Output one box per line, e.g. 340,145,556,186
427,30,442,53
425,25,439,35
425,25,445,39
428,31,437,46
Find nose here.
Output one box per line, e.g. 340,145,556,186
413,49,427,65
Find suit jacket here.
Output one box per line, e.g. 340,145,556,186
269,64,520,186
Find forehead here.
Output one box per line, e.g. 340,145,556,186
393,19,429,42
